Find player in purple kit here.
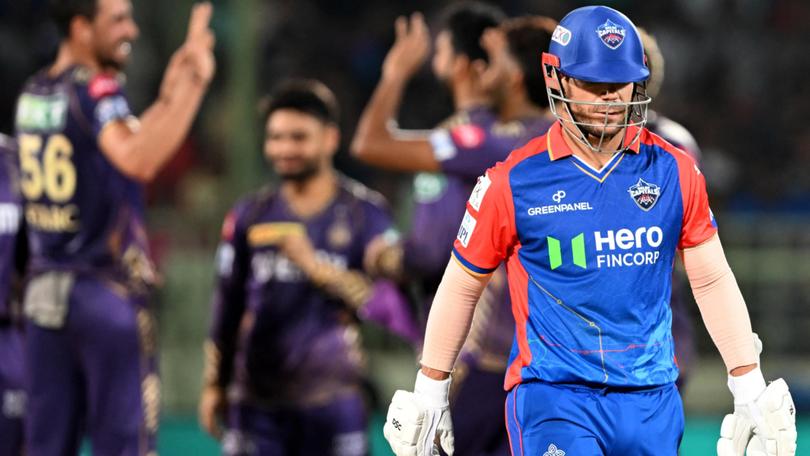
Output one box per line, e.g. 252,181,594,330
198,80,409,456
353,6,555,455
14,0,214,454
0,134,26,456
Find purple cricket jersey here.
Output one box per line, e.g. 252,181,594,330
0,135,25,320
407,106,554,365
14,66,153,289
0,134,26,455
210,176,394,407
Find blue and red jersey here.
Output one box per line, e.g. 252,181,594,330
452,122,717,389
14,66,151,287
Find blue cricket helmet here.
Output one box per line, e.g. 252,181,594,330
547,5,649,83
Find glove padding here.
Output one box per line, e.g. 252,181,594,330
383,372,454,456
717,379,797,456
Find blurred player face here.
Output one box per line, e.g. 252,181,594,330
89,0,139,70
264,109,339,182
559,77,634,141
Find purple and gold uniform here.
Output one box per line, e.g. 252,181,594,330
0,135,25,456
407,106,552,455
14,66,158,455
210,177,397,456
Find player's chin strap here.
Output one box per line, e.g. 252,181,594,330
542,55,651,155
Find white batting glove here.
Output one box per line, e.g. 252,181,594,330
383,371,454,456
718,332,763,456
717,367,797,456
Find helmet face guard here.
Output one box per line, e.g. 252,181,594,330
542,6,652,154
543,52,651,154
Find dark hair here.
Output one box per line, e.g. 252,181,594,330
261,79,340,126
50,0,97,38
505,17,556,108
437,1,506,62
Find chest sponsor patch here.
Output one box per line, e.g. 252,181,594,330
627,178,661,211
468,173,491,212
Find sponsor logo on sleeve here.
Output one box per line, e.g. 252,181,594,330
596,19,626,50
429,129,458,162
468,173,491,211
88,74,121,99
95,96,132,127
450,124,486,149
456,210,477,248
627,178,661,211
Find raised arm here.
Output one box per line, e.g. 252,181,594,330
100,2,216,182
350,13,439,172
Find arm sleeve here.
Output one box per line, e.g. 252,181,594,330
420,259,491,372
205,206,250,388
683,234,758,372
451,165,517,275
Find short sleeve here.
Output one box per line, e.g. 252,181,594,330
451,165,517,275
88,74,132,138
430,123,514,181
678,157,717,249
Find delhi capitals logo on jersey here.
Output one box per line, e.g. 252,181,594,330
544,444,565,456
596,19,626,50
628,178,661,211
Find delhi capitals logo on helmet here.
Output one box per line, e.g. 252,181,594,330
596,19,626,50
628,178,661,211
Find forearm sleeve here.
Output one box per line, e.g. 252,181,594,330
420,259,490,372
683,234,758,372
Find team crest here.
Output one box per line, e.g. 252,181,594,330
628,178,661,211
596,19,626,50
328,216,352,249
543,444,565,456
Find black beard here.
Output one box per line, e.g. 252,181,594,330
277,163,320,183
98,55,124,72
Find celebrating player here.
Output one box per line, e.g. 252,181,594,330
382,5,797,456
14,0,214,454
0,134,25,456
199,79,411,456
353,5,555,455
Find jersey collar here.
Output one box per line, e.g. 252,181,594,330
546,121,642,161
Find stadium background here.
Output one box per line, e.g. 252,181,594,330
1,0,809,453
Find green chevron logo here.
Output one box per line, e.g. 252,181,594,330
547,234,587,270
